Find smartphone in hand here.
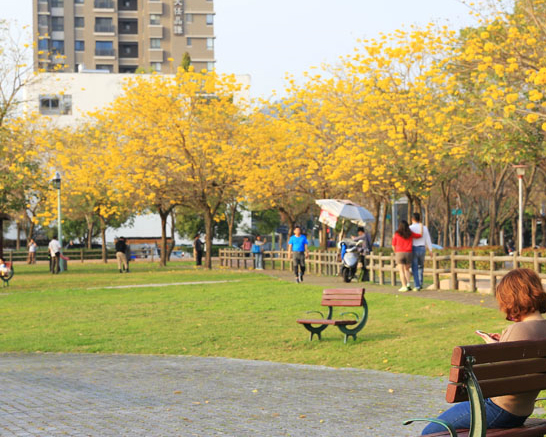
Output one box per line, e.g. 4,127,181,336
475,330,500,342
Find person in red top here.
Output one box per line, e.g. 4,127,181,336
392,220,422,292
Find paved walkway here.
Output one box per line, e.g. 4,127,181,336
264,269,499,309
0,353,447,436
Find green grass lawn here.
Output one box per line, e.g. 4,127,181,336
0,261,508,377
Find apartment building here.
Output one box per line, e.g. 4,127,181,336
33,0,215,74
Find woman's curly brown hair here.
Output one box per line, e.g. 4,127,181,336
496,268,546,321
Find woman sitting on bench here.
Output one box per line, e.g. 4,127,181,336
422,268,546,435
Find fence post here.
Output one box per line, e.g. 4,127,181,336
450,251,458,290
490,252,496,295
390,253,396,286
432,252,439,290
8,251,13,263
379,254,385,285
469,251,476,292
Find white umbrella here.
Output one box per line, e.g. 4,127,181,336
316,199,375,227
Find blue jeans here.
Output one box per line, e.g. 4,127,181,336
254,253,263,269
421,399,528,435
411,246,426,288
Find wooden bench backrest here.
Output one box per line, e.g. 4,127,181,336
447,339,546,403
321,288,365,307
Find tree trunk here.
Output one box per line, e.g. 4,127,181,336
379,200,388,247
168,210,176,261
27,219,35,242
85,215,94,249
407,194,414,222
441,182,451,247
319,222,328,250
227,202,237,247
542,214,546,247
204,208,214,269
371,198,381,243
98,214,107,263
532,217,537,249
159,209,170,267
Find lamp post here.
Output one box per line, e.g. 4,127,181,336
513,165,527,255
51,172,63,272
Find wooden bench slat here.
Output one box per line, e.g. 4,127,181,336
449,358,546,383
451,340,546,366
296,319,357,326
424,418,546,436
446,373,546,403
321,299,363,307
323,288,365,295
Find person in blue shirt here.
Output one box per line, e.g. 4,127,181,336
288,225,309,283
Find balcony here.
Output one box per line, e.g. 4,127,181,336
95,48,115,57
94,24,116,33
149,49,163,62
118,0,137,11
148,26,163,38
51,0,64,7
38,3,49,13
94,0,115,9
119,19,138,34
119,43,138,58
149,2,163,14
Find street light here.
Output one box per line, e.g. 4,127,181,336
51,171,64,272
513,164,527,255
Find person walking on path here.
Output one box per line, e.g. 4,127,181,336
115,237,128,273
409,213,433,291
123,237,131,272
288,226,309,283
252,235,266,270
48,236,61,274
421,268,546,435
392,220,422,292
193,233,204,266
27,239,37,264
352,227,373,281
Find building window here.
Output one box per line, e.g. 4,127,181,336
95,40,114,56
119,19,138,34
75,0,84,4
38,39,49,50
94,0,114,8
51,40,65,55
150,14,160,25
119,66,137,73
75,17,84,28
119,43,138,58
95,17,114,33
206,38,214,50
151,62,161,72
186,13,193,23
75,40,85,51
51,0,64,7
39,94,72,115
38,0,48,3
186,37,192,46
38,15,49,27
119,0,137,10
96,64,113,72
207,62,214,72
150,38,161,49
206,14,214,25
51,17,64,31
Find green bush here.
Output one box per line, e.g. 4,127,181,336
520,248,546,272
435,246,504,271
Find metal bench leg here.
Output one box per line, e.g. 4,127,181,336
310,332,322,341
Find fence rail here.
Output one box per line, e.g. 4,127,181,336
3,248,159,263
219,248,546,294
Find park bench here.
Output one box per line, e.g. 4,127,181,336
0,261,14,287
296,288,368,343
404,339,546,436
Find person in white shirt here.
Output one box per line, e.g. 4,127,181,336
48,237,61,274
409,213,433,291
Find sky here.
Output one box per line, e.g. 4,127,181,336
2,0,477,99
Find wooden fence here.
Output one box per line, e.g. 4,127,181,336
219,248,546,294
3,247,159,263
